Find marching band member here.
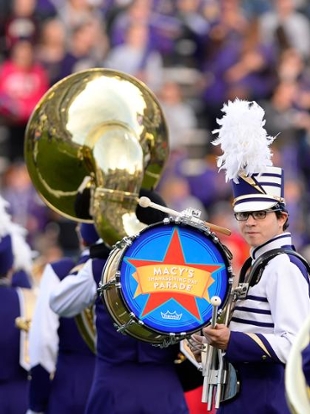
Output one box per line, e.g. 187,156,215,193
10,219,34,290
26,223,99,414
190,99,310,413
0,195,36,414
49,190,190,414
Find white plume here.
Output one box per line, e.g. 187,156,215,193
10,222,34,272
0,196,12,237
212,99,275,183
0,194,34,272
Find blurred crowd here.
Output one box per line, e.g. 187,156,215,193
1,0,310,275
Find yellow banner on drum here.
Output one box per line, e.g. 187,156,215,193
132,264,215,302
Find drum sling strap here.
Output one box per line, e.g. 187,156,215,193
238,248,310,295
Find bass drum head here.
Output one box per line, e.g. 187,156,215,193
118,220,232,336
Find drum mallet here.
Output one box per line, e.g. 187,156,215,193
210,296,222,328
138,196,231,236
207,296,222,411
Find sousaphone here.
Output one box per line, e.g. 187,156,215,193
24,68,169,246
24,68,169,351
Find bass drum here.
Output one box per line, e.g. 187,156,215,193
100,218,233,346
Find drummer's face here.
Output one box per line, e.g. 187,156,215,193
236,210,287,247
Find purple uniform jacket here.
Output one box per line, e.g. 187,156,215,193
29,255,96,414
0,283,29,413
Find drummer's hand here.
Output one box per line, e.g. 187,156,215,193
202,323,230,350
188,334,208,363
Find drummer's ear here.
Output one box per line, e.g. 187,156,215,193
136,188,168,225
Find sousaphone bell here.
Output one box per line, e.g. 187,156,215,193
24,68,169,246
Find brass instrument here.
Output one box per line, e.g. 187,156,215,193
24,68,170,351
285,315,310,414
24,68,169,246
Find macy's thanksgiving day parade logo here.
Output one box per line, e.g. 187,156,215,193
126,229,222,322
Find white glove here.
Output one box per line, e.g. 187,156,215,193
26,410,44,414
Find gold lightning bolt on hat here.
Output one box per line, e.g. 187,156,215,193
212,99,286,213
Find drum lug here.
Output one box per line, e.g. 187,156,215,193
98,271,122,294
115,236,133,249
156,332,188,348
116,313,136,334
98,278,117,293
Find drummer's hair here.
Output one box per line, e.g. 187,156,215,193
275,210,289,231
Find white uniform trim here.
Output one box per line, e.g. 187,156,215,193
28,264,60,373
49,259,97,318
16,287,37,370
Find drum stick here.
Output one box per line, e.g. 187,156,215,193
138,197,232,236
139,196,180,218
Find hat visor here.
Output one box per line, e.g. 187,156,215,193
233,199,279,213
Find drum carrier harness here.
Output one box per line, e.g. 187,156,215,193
236,248,310,299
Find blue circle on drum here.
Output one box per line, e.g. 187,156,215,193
119,222,230,334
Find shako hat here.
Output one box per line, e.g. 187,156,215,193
212,99,286,213
0,234,14,275
80,223,100,246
